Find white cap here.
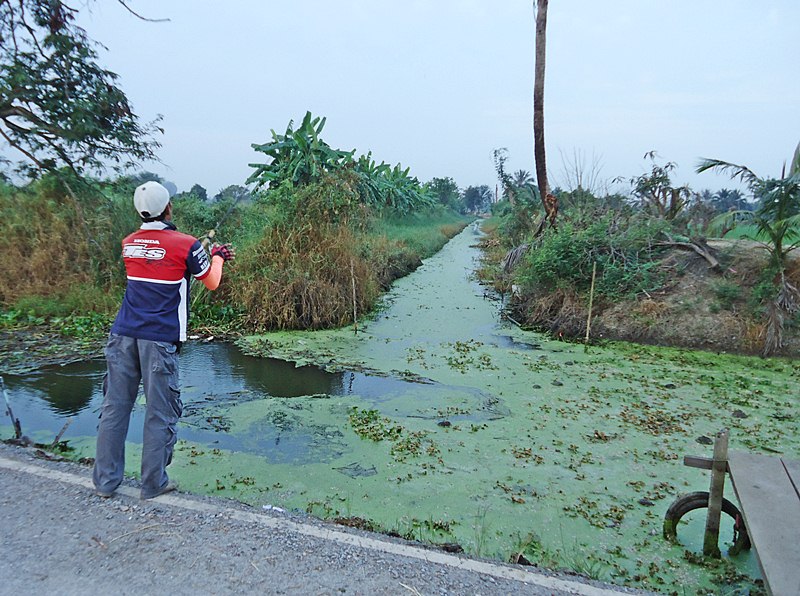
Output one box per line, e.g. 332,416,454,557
133,181,170,220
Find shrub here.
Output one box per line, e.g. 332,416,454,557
230,222,380,330
748,267,781,313
514,214,669,301
492,199,539,248
711,279,742,311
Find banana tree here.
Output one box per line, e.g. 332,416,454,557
352,152,391,210
249,113,434,216
247,111,354,189
352,156,434,215
379,164,435,214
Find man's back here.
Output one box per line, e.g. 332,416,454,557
111,223,210,343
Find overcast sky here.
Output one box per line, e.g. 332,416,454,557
75,1,799,197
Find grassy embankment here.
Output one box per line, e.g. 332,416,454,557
476,204,800,356
0,174,469,355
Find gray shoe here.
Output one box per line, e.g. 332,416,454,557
95,489,114,499
141,480,178,500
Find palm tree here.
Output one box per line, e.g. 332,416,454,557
533,0,557,232
512,169,535,189
629,152,690,220
697,142,800,355
711,188,749,213
698,143,800,268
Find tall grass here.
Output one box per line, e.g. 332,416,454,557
374,209,469,255
366,210,469,288
231,223,379,329
0,174,147,302
229,175,469,330
1,172,468,332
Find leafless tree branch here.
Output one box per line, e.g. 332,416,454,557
116,0,169,23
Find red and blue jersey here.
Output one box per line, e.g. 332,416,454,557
111,222,211,343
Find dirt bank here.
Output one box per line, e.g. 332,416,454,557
509,241,800,357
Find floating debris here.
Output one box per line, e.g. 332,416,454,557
262,504,286,513
332,516,376,531
333,461,378,478
439,542,464,553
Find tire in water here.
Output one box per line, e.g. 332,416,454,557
663,491,751,555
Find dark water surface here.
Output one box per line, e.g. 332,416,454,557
3,341,495,459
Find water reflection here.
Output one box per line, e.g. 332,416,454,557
181,343,410,403
3,343,382,427
5,361,102,416
227,348,346,397
2,342,500,462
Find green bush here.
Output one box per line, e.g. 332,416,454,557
492,199,539,248
514,215,669,301
748,267,781,313
711,279,741,310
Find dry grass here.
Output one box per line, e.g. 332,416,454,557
473,234,509,291
786,258,800,284
439,223,465,238
634,299,669,318
516,289,587,336
366,235,422,289
0,188,94,304
741,320,766,352
231,223,380,330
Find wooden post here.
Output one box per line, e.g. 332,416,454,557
584,261,597,352
1,376,22,440
51,417,74,449
350,259,358,335
703,428,729,557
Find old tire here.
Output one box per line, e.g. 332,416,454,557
663,491,751,554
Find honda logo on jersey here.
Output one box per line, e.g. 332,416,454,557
123,243,167,260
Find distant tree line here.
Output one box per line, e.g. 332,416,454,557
425,177,492,215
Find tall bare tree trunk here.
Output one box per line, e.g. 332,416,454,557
533,0,556,232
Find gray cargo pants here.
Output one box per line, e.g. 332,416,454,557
93,333,183,499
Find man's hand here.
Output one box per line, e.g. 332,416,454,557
211,243,236,262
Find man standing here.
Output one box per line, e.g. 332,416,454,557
93,181,235,499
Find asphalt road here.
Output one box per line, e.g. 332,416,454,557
0,443,650,596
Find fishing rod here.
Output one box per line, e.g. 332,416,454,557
190,193,244,308
200,192,246,249
1,376,22,440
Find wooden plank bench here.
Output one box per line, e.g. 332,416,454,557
726,452,800,596
677,435,800,596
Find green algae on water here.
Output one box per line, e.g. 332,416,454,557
230,225,790,592
9,224,795,593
